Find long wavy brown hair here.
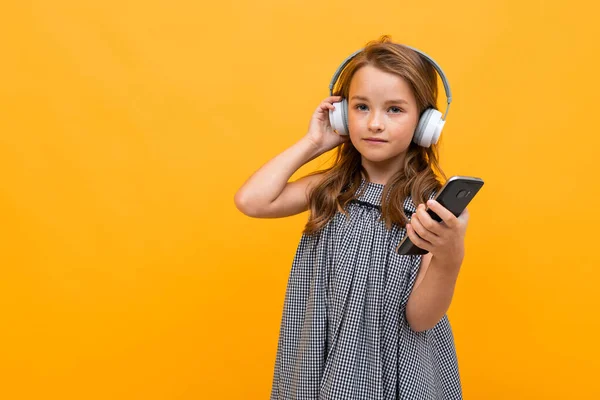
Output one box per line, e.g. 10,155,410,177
302,36,447,235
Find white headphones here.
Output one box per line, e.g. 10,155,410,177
328,45,452,148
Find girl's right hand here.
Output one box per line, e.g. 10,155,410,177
304,96,350,153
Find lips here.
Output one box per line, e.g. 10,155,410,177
364,138,387,142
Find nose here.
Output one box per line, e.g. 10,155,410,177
368,111,384,133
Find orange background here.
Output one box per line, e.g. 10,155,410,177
1,1,599,399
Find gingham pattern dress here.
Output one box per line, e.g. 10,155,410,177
270,179,462,400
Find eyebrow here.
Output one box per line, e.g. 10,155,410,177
350,95,408,105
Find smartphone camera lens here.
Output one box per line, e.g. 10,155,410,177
457,190,469,199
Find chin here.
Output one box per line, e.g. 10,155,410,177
359,153,394,163
358,148,406,164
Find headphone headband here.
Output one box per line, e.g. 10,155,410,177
328,45,452,120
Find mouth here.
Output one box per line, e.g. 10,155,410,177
363,138,388,143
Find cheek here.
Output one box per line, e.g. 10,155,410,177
391,114,419,133
347,112,363,137
407,112,420,129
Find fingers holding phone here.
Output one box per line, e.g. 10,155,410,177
406,203,445,252
397,176,484,256
406,201,467,266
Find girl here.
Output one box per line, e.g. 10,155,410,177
235,36,468,399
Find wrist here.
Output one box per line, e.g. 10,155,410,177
300,135,325,157
430,255,462,279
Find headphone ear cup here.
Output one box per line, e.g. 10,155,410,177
329,99,349,135
414,108,444,147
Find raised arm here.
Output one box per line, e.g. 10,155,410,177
234,96,349,218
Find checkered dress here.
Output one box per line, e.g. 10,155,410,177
270,179,462,399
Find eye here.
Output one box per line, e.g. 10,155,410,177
355,104,368,111
388,106,404,114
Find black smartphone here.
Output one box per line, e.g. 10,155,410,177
395,175,485,256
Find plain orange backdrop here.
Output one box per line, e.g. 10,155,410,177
1,0,599,399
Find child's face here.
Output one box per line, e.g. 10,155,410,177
347,65,419,167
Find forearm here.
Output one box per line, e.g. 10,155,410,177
405,256,461,332
234,137,322,207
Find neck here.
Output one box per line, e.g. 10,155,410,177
361,155,405,185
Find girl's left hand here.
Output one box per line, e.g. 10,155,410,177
406,200,469,270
